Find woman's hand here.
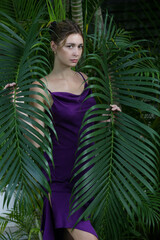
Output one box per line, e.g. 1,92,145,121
110,104,121,113
102,104,121,123
4,82,17,89
4,82,24,104
4,82,16,103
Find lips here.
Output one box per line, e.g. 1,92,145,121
71,59,78,63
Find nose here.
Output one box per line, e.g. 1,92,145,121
73,47,79,56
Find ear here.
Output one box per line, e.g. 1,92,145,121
50,41,57,54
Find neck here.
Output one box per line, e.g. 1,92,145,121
50,59,74,80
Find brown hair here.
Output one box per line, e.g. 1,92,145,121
49,20,83,46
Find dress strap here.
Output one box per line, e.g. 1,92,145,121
78,72,86,82
47,88,52,94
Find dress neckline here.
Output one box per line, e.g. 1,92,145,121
48,81,88,97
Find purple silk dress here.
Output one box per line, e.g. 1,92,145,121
41,72,98,239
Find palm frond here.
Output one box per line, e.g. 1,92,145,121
0,202,42,240
83,0,104,28
0,0,47,24
0,230,18,240
0,11,55,208
71,14,160,239
46,0,66,22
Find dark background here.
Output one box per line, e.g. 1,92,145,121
101,0,160,47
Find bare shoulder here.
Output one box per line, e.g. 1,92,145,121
30,78,51,105
29,78,52,109
31,78,48,95
79,72,88,83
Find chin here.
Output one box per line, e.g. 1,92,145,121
69,63,78,67
64,61,78,68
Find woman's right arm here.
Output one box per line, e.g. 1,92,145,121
4,81,50,148
26,80,50,148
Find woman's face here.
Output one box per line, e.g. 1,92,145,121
52,33,84,67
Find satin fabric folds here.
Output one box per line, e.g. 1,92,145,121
41,74,98,239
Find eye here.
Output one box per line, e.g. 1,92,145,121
78,45,83,49
67,45,73,48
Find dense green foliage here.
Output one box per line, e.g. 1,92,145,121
70,13,160,239
0,0,160,239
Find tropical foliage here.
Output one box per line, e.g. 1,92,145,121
0,202,42,240
71,13,160,240
0,4,55,209
133,0,160,137
0,0,160,240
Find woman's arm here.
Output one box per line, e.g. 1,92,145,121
4,81,50,148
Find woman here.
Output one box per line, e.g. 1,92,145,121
5,20,120,240
38,20,98,240
40,20,100,240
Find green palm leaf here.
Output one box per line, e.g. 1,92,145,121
0,0,46,23
71,14,160,239
0,11,55,208
0,201,42,240
46,0,65,22
83,0,104,28
0,231,17,240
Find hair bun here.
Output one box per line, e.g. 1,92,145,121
49,21,57,35
49,19,83,44
51,21,57,27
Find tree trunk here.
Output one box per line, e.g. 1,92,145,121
95,6,104,36
71,0,83,31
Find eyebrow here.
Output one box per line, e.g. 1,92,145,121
66,43,83,45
